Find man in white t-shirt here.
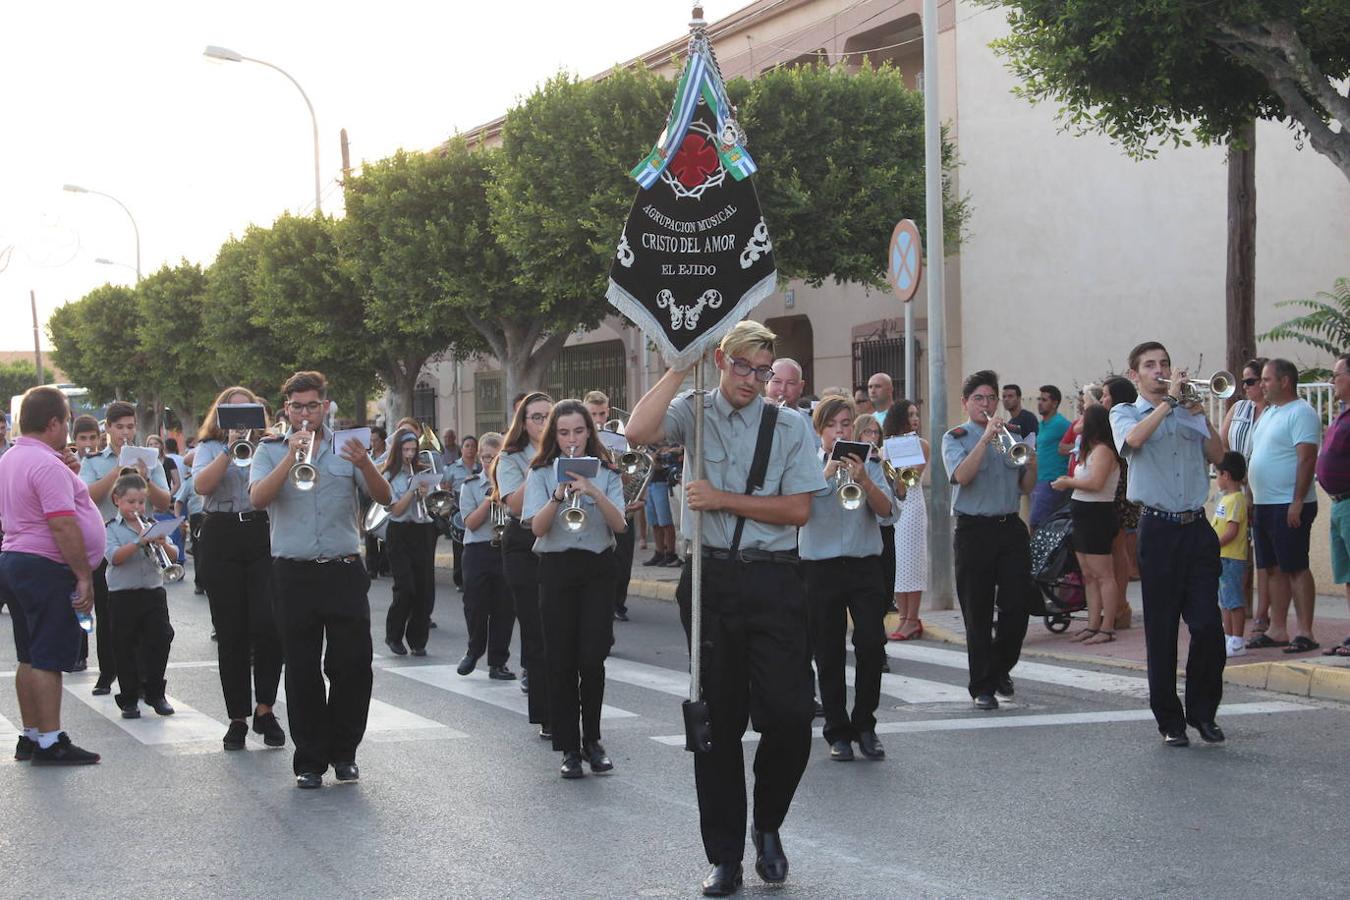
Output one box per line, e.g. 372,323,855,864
1246,358,1323,653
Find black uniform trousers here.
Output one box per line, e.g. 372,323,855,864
612,516,635,616
1136,515,1225,733
187,512,205,589
272,557,373,776
364,532,387,577
805,555,887,744
953,516,1032,697
880,523,897,597
199,513,282,720
451,536,465,588
81,560,112,676
538,550,615,752
461,541,514,666
677,557,814,866
110,586,173,710
502,524,550,725
385,521,438,651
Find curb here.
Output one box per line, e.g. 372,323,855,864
1224,659,1350,703
629,578,678,602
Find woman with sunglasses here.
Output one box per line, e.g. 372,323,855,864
1221,358,1272,637
493,391,554,737
522,400,627,778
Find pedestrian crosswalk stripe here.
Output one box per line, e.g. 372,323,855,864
65,683,230,746
648,700,1311,745
604,658,689,697
386,665,638,719
272,681,461,739
0,710,17,745
885,643,1152,699
847,666,974,704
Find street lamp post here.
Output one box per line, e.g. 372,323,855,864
204,45,323,215
63,184,141,282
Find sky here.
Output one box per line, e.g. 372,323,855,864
0,0,746,353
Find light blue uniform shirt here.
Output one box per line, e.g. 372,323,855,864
1110,397,1211,513
495,448,535,505
522,464,626,554
799,455,897,560
661,389,826,552
941,421,1024,516
175,474,204,517
105,514,164,591
191,440,254,513
458,475,496,545
1249,398,1322,505
248,431,373,560
443,459,480,502
386,470,433,524
81,446,170,521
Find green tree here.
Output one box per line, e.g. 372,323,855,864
0,359,55,400
1259,276,1350,374
202,227,295,399
980,0,1350,181
46,283,147,405
136,261,217,435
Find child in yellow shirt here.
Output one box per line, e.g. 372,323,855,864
1212,452,1249,658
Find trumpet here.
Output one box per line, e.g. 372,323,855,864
1158,370,1236,404
834,462,865,510
229,431,256,467
136,514,185,583
994,425,1030,466
489,500,508,547
561,447,587,533
289,421,318,491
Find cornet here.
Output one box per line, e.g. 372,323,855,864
489,501,508,547
229,431,256,467
994,425,1030,467
289,421,318,491
1158,370,1236,404
833,455,866,511
136,514,185,583
561,447,588,533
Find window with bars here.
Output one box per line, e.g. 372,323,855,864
853,337,905,396
544,340,627,411
412,381,437,431
474,371,505,437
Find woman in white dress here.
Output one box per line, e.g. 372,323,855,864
881,400,928,641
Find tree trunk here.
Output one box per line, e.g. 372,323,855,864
381,355,427,426
502,329,570,420
1226,122,1257,384
352,386,367,426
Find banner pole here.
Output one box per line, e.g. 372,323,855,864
689,355,706,703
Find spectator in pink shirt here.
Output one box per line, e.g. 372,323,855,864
0,387,107,765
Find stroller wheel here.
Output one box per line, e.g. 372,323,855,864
1045,614,1071,634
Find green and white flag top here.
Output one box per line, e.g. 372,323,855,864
607,8,776,369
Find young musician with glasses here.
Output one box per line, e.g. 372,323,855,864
626,321,825,897
249,371,391,788
493,392,555,735
192,386,285,751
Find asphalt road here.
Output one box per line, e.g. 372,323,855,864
2,563,1347,899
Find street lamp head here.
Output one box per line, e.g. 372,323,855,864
94,258,113,265
204,45,244,63
62,184,88,194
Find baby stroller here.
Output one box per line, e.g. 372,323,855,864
1028,503,1086,632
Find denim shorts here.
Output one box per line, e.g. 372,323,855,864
645,481,673,528
1218,556,1247,610
0,551,83,671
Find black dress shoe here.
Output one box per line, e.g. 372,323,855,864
92,676,113,696
295,772,323,789
488,665,517,680
120,705,141,719
539,724,553,740
560,751,586,779
428,619,438,629
520,670,530,693
72,658,88,672
995,675,1015,698
701,862,743,897
145,697,175,716
334,762,359,783
614,609,629,622
973,693,999,711
223,721,248,751
1162,729,1190,747
252,712,286,747
751,827,788,883
385,639,408,656
829,739,854,761
1191,721,1225,743
880,656,890,673
410,647,427,657
582,739,614,773
456,653,478,676
857,730,886,760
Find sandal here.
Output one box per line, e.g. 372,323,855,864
1282,635,1320,654
1250,617,1270,635
1083,630,1116,645
1068,628,1099,642
1245,633,1288,650
1322,643,1350,657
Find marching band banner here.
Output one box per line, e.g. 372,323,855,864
606,23,777,369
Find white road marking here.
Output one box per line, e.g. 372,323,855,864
0,710,17,745
885,643,1153,699
386,664,638,719
65,687,229,746
649,700,1312,745
272,681,462,738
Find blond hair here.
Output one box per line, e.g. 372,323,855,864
719,320,776,360
583,390,609,406
479,431,504,450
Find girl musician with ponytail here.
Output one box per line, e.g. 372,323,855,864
192,386,285,751
522,399,628,779
456,432,515,678
380,429,439,657
494,392,554,736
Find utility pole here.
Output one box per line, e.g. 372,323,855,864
31,290,44,386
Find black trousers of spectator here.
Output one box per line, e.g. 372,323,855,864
111,586,173,710
82,560,113,679
613,516,635,616
1137,515,1225,733
677,557,814,866
461,541,514,666
451,536,464,589
200,513,282,721
272,557,373,776
502,524,550,725
954,516,1032,697
805,555,887,745
385,521,437,651
539,550,615,753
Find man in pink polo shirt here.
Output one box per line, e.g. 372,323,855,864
0,387,106,765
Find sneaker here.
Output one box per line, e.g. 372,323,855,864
642,552,666,567
1226,641,1247,658
252,712,286,747
14,735,34,761
30,732,100,766
223,721,248,751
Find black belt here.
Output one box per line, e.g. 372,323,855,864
281,554,360,565
701,547,799,565
1140,506,1205,525
956,513,1018,524
206,510,267,523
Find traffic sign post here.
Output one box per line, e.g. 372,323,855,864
887,218,923,401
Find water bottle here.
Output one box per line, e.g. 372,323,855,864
72,592,93,633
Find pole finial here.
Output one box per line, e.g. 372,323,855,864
691,5,705,27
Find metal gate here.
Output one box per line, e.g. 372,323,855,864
545,340,627,411
852,337,904,396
